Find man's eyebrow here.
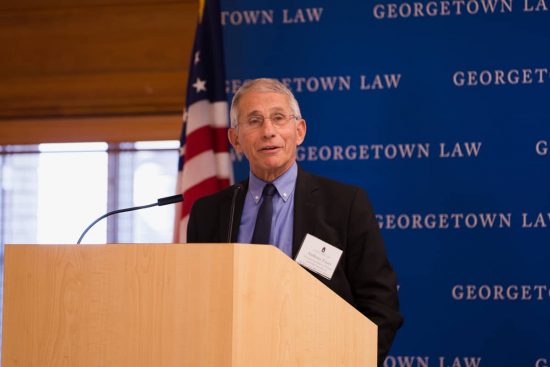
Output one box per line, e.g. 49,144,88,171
245,110,262,116
245,107,286,117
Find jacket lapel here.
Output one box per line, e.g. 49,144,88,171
292,167,319,257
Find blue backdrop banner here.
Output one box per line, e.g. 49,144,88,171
220,1,549,366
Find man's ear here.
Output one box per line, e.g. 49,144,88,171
228,128,241,152
296,119,307,146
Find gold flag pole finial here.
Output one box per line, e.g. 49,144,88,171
198,0,205,22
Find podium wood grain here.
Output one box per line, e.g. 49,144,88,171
2,244,376,367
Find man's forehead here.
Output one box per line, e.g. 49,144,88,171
246,106,286,116
239,91,290,112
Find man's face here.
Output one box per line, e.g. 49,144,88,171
228,91,306,182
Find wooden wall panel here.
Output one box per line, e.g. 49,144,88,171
0,0,186,11
0,0,198,143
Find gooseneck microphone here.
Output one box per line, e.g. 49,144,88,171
227,184,242,243
77,194,183,244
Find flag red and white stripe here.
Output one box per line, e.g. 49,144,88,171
174,0,233,243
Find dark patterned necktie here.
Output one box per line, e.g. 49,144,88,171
251,184,276,244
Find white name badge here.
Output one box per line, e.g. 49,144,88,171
295,234,343,280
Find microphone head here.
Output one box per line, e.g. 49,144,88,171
157,194,183,206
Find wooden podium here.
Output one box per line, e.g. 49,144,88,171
2,244,377,367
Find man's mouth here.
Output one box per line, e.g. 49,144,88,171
260,146,279,151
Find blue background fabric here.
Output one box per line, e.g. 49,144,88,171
221,1,550,365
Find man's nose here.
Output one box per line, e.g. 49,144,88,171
260,119,277,136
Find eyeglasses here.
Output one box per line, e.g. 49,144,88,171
238,113,298,130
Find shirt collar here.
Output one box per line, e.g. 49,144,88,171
248,162,298,204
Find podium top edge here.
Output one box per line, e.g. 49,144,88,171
3,243,276,248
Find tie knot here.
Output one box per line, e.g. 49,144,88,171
263,183,276,198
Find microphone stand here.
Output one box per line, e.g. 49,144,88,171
77,194,183,244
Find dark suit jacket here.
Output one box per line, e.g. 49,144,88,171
187,166,403,364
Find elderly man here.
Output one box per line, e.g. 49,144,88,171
187,78,403,364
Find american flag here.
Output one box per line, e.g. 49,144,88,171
174,0,233,242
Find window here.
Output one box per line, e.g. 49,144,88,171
0,141,179,245
0,140,180,345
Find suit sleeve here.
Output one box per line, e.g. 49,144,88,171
187,205,198,243
345,187,403,365
187,197,210,243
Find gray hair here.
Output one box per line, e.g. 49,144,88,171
229,78,302,128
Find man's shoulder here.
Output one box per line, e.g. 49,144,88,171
192,184,239,208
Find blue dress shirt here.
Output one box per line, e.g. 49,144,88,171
237,163,297,257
